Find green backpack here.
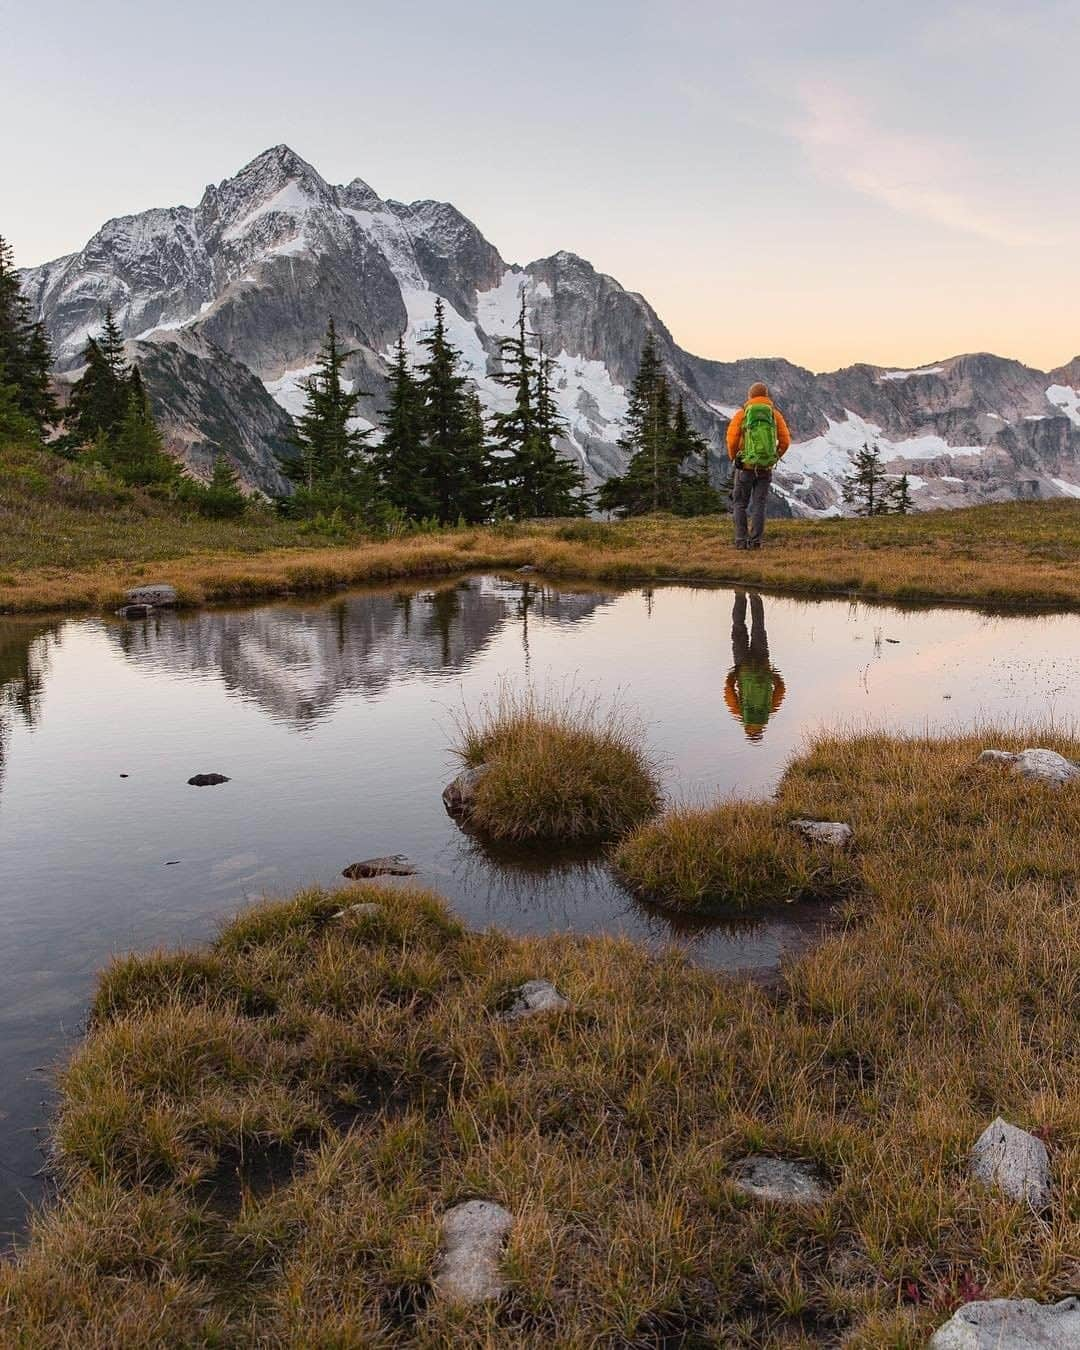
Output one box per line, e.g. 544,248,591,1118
741,402,779,470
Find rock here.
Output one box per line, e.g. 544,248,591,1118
118,603,153,620
188,773,231,787
971,1118,1051,1208
342,855,416,879
125,584,178,608
435,1200,513,1304
332,902,383,920
502,979,572,1021
729,1156,829,1205
790,819,853,847
516,565,536,573
978,748,1080,788
442,763,491,818
929,1297,1080,1349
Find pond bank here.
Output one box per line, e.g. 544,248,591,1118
3,501,1080,616
3,730,1078,1346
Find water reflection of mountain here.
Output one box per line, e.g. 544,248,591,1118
107,576,613,725
0,620,59,797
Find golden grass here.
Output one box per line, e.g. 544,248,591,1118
453,685,661,844
2,440,1080,614
3,730,1079,1346
613,801,857,912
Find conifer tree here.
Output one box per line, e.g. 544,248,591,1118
67,318,131,447
285,317,374,499
597,335,674,517
0,236,57,438
97,306,129,385
530,341,589,516
99,384,178,486
21,322,57,430
490,295,538,518
887,473,913,515
415,299,485,522
670,398,723,516
372,335,433,518
200,451,247,517
842,443,889,516
0,236,30,398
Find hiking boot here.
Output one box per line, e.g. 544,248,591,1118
748,541,762,550
734,541,748,550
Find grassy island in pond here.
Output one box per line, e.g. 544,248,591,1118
613,802,857,913
451,687,661,844
2,443,1080,614
4,730,1079,1347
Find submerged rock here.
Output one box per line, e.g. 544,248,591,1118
342,855,416,879
929,1296,1080,1348
971,1117,1051,1207
790,819,853,847
442,764,491,818
118,603,153,620
729,1156,829,1205
125,584,178,608
188,773,231,787
502,979,572,1020
978,748,1080,788
436,1200,513,1304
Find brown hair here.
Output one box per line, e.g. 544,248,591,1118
748,382,769,399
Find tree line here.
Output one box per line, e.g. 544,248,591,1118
842,444,914,516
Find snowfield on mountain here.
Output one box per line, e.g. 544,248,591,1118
19,145,1080,509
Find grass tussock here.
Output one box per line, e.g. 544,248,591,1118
2,441,1079,613
3,731,1080,1346
613,800,857,912
453,685,662,844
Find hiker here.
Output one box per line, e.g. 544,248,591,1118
724,590,785,742
725,382,791,549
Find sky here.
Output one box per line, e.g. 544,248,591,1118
3,0,1077,373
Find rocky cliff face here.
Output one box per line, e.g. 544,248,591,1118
20,145,1080,511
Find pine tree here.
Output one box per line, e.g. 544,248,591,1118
372,335,434,518
490,295,538,518
0,235,57,439
887,473,914,515
199,451,247,518
67,320,130,447
670,398,723,516
97,306,129,385
415,299,483,523
842,442,889,517
99,385,178,486
530,341,589,516
285,317,375,501
597,335,676,517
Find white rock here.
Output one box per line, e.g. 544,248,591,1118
436,1200,513,1304
502,979,571,1021
124,584,178,607
729,1156,829,1205
971,1118,1051,1208
790,819,853,847
332,902,383,921
978,748,1080,788
929,1297,1080,1349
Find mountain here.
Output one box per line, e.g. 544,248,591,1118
19,145,1080,509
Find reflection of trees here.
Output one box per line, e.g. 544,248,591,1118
0,620,59,800
107,576,613,728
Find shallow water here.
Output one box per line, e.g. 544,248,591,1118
2,574,1079,1239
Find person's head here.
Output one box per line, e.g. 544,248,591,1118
748,381,769,400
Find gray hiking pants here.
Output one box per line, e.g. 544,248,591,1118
733,467,772,546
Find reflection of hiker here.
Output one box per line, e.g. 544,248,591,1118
726,382,791,549
724,590,785,742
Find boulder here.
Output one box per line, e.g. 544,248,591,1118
790,819,853,847
342,855,416,879
729,1156,829,1205
971,1118,1051,1208
502,979,571,1021
118,603,153,620
125,584,178,608
435,1200,513,1304
188,773,231,787
929,1297,1080,1348
442,763,491,818
332,902,383,921
978,748,1080,788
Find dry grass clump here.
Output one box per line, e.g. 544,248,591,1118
452,685,661,844
613,800,856,912
2,732,1080,1346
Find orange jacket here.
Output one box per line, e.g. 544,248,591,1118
723,670,787,723
726,396,792,462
